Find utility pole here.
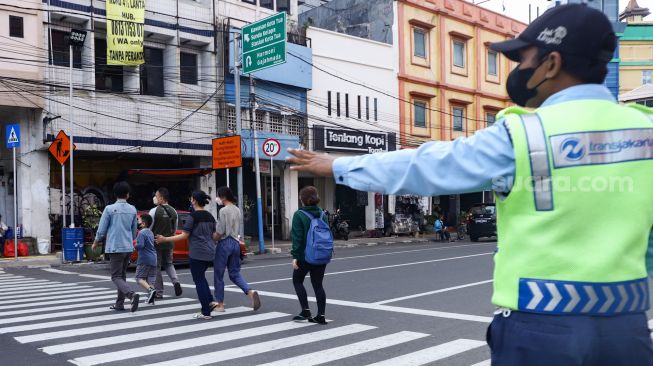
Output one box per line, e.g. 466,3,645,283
233,33,245,238
250,75,265,253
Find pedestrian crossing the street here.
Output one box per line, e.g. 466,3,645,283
0,273,495,365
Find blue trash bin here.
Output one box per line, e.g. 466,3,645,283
63,228,85,262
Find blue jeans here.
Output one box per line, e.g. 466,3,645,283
487,311,653,366
189,258,214,316
214,237,250,303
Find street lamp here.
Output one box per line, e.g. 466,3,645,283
67,29,86,228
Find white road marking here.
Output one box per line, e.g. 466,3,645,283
41,268,78,275
0,288,112,304
258,331,430,366
0,297,194,324
0,280,57,288
0,292,117,310
241,252,493,287
16,307,252,343
68,321,317,366
374,280,493,305
137,324,377,366
42,308,269,354
0,302,199,333
470,360,491,366
0,283,88,295
0,297,124,316
364,339,487,365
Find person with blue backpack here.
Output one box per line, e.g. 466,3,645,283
291,186,334,325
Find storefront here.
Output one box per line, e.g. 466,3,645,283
311,126,397,233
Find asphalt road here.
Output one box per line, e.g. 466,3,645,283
0,239,651,366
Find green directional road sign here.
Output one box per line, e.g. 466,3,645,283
242,12,287,74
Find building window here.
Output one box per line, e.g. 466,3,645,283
260,0,274,10
453,106,464,131
327,91,332,116
9,16,23,38
140,47,164,96
366,96,370,120
270,113,283,133
413,101,427,128
643,70,652,85
337,92,341,117
288,116,302,136
413,28,426,59
226,106,237,132
180,53,198,85
358,95,362,119
488,50,498,76
94,38,123,92
374,98,378,121
453,40,465,68
345,94,349,118
49,30,82,68
277,0,291,14
486,111,497,127
255,110,266,131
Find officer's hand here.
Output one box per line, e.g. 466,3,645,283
286,149,335,177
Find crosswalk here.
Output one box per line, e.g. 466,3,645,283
0,272,496,365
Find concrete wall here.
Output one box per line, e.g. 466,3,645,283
300,0,395,44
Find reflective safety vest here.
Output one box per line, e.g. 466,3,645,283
493,100,653,315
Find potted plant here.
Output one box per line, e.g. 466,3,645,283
82,204,103,260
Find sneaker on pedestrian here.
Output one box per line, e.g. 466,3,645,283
147,288,156,305
174,282,183,297
109,304,125,312
309,315,328,325
193,312,212,320
154,294,164,300
292,309,312,322
131,293,140,312
249,290,261,311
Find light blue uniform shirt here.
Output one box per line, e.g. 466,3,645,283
332,84,653,275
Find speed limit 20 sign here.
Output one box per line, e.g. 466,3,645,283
262,138,281,158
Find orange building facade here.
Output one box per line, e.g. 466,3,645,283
397,0,527,147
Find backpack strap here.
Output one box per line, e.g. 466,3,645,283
299,210,315,220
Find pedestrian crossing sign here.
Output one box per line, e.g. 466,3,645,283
6,124,20,148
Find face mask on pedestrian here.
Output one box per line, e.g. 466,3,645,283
152,196,159,206
506,54,550,107
215,197,223,206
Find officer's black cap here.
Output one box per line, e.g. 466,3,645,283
491,4,617,63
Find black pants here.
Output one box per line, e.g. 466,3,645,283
293,261,327,315
487,311,653,366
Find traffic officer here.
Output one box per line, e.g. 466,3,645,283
287,4,653,365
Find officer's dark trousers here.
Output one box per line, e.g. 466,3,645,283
487,311,653,366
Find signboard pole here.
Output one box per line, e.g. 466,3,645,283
270,154,275,250
234,33,245,239
12,147,17,259
68,44,74,228
226,169,230,188
61,165,66,229
253,129,265,254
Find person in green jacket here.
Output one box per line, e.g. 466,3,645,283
291,186,329,325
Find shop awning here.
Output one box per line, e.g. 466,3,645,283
127,168,213,176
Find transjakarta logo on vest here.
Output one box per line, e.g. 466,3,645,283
551,129,653,168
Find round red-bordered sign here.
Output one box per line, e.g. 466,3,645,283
262,138,281,157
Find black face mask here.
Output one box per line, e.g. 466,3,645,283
506,60,549,107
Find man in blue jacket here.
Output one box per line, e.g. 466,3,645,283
93,181,139,312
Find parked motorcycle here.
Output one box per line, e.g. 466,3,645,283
328,209,349,241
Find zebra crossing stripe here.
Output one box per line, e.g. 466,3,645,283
0,292,116,310
16,307,252,343
0,274,18,278
363,339,486,366
0,283,88,295
0,303,200,334
137,324,377,366
258,331,430,366
68,321,318,366
0,297,194,325
470,360,491,366
0,280,56,288
43,311,285,355
0,297,124,317
0,276,27,281
0,288,113,304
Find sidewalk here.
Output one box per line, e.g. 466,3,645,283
0,253,63,269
